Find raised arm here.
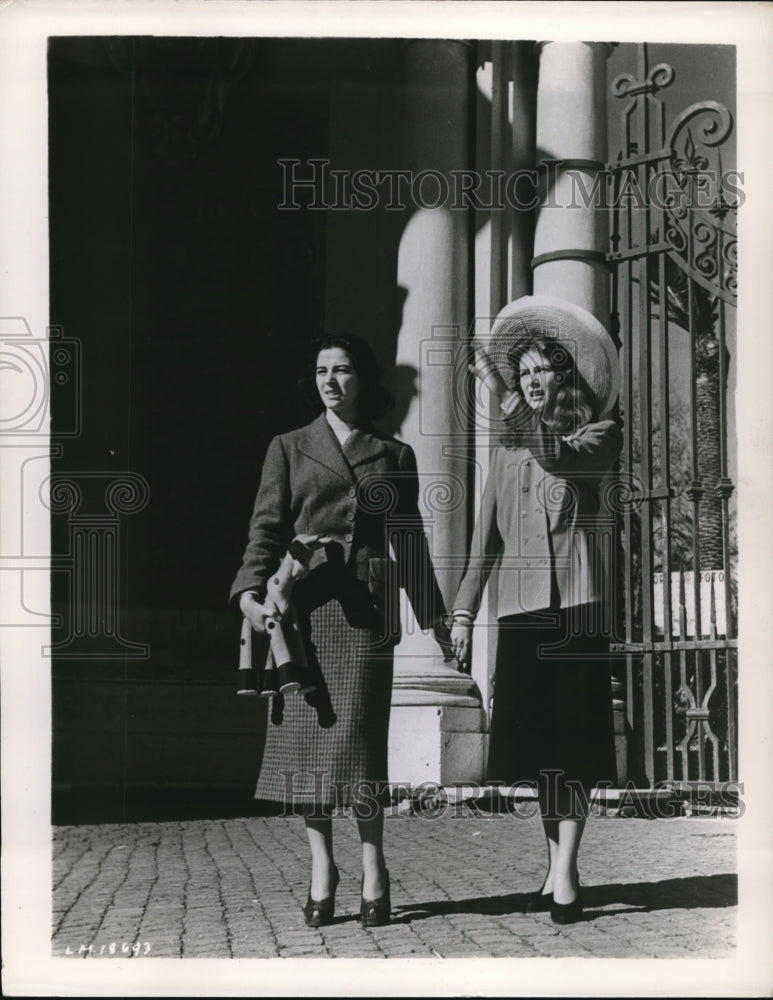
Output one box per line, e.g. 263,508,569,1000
503,395,622,477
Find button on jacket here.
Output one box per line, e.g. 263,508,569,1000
230,413,440,634
454,417,623,618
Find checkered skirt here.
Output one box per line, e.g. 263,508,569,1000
254,583,394,808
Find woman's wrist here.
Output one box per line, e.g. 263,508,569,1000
500,391,522,415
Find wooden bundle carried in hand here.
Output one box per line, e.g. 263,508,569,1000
237,537,324,697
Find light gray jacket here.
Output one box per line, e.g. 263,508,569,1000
454,417,622,618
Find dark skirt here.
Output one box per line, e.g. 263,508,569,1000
255,568,394,809
486,603,616,793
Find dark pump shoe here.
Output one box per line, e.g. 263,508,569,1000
527,873,581,917
303,866,339,928
550,894,583,925
524,889,553,913
360,870,391,927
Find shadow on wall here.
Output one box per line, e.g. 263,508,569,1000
380,364,418,440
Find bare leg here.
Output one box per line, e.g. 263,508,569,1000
552,817,584,904
303,812,336,900
538,782,585,900
355,802,388,900
539,817,561,895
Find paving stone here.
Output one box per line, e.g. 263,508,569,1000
51,812,737,960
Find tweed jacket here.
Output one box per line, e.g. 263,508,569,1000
230,413,441,635
454,415,622,619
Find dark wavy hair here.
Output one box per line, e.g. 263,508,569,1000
300,333,394,423
506,337,596,436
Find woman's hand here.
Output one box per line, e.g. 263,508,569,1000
469,340,509,399
432,618,455,664
450,621,473,672
500,390,524,415
469,341,536,424
239,591,280,634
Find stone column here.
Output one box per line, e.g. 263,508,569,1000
532,41,613,325
532,41,627,780
388,40,485,789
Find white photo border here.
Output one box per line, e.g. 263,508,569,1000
1,1,772,996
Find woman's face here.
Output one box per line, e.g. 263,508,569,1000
316,347,361,422
518,346,560,413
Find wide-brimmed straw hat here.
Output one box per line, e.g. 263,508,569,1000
487,294,620,417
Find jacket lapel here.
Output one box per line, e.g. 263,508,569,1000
297,414,356,484
342,428,388,471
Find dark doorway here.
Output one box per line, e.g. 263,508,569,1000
48,36,404,819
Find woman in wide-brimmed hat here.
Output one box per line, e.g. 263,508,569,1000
450,295,622,926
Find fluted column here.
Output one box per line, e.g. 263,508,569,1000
389,39,484,788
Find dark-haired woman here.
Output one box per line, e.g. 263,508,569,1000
231,333,451,928
450,296,622,925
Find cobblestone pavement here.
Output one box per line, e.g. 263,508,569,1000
52,808,737,960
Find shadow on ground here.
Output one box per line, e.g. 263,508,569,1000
391,873,737,923
52,788,285,825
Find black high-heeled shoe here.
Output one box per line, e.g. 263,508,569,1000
360,869,391,927
303,866,339,928
550,894,583,925
526,874,581,914
524,886,553,913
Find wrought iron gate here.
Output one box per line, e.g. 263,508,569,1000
607,45,738,787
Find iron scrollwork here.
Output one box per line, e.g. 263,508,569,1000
609,57,737,307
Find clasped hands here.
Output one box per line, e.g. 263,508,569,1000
240,545,474,672
449,616,473,671
242,592,471,677
431,616,470,674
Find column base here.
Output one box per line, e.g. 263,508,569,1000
389,701,487,787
